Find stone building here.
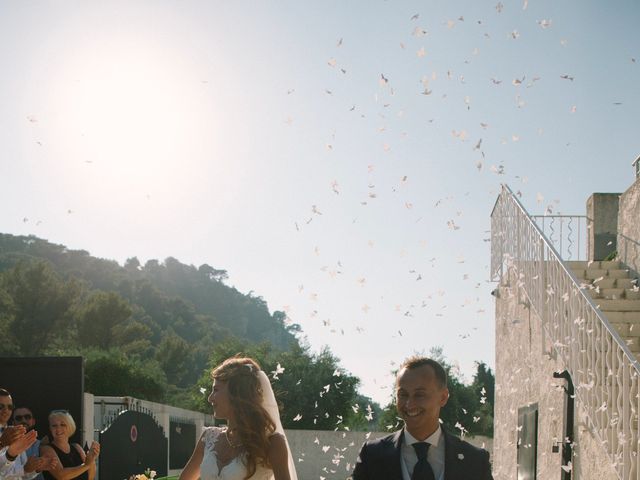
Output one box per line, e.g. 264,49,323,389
491,168,640,480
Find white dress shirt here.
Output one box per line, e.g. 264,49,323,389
401,426,445,480
0,426,38,480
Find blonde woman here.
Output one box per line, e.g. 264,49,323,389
40,411,100,480
180,356,297,480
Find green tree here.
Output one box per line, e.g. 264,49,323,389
84,349,167,402
155,330,193,387
273,345,361,430
0,287,20,356
77,291,133,349
191,340,364,430
1,260,80,355
472,362,495,405
468,362,495,437
198,264,228,283
111,318,154,356
124,257,141,272
378,403,403,432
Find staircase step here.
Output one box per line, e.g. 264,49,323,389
600,288,625,299
585,269,609,280
568,260,623,271
613,322,640,337
586,288,601,299
613,322,631,335
629,324,640,336
604,311,640,323
594,278,616,289
587,287,627,299
597,300,640,312
618,278,638,289
608,269,632,279
623,337,640,352
626,289,640,300
571,269,586,279
567,261,589,271
600,261,622,270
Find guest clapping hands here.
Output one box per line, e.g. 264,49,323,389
0,389,60,479
40,411,99,480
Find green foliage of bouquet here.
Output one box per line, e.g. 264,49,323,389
128,468,156,480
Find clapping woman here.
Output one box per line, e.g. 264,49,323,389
40,411,100,480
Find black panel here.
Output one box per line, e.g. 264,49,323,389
0,356,84,445
169,420,196,469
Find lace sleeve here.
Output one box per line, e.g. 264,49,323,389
202,426,222,453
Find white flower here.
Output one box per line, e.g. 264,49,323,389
458,453,465,460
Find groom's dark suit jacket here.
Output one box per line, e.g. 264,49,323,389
352,428,493,480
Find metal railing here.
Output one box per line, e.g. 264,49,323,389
491,185,640,480
531,215,590,261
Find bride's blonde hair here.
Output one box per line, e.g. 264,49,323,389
212,356,276,479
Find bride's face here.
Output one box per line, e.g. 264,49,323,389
209,379,232,420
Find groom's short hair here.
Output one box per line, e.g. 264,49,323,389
399,356,448,388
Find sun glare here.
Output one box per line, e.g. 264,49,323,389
48,40,213,198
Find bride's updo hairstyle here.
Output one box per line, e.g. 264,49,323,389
211,356,276,479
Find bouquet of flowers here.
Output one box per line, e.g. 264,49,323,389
128,468,157,480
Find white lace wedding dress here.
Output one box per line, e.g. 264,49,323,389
200,427,273,480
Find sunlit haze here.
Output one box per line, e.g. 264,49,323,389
1,1,639,405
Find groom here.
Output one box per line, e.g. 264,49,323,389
352,356,493,480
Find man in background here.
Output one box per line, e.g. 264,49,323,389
13,407,44,480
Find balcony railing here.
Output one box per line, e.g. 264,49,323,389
491,184,640,480
531,215,589,261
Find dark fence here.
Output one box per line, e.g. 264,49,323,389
99,408,167,480
169,418,196,469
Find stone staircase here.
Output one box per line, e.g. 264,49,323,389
567,260,640,355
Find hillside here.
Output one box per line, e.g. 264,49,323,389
0,234,298,396
0,233,383,431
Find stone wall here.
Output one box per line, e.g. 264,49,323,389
618,177,640,275
493,269,617,480
287,429,492,479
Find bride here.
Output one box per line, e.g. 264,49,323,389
179,356,297,480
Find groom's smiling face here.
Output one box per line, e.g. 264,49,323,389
396,365,449,439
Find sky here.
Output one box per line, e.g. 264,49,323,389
1,0,639,406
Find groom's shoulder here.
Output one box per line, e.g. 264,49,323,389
361,430,400,450
444,430,491,459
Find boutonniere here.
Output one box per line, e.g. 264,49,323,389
457,453,465,460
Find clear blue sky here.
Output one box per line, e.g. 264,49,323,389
1,0,638,405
